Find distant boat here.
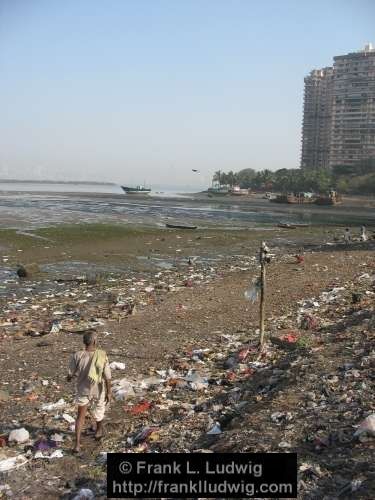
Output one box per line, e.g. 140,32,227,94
273,192,315,204
230,186,249,196
315,191,342,205
277,223,309,229
207,187,230,196
121,185,151,194
166,223,197,230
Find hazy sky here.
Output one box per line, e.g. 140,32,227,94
0,0,374,188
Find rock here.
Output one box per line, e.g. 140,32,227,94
16,265,28,278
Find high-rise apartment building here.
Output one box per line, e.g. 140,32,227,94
301,44,375,169
301,67,333,169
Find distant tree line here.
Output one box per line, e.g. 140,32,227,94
213,158,375,194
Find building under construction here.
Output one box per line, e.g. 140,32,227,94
301,44,375,169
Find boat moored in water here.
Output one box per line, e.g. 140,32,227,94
121,185,151,194
166,223,197,230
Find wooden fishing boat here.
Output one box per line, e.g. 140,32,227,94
166,223,197,230
121,185,151,194
315,192,342,205
277,223,309,229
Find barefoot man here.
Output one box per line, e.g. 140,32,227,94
67,331,112,452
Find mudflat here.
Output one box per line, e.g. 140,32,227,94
0,221,374,499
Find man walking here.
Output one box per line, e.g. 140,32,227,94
344,228,351,244
67,331,112,452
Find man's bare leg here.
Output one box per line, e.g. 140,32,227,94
95,419,103,439
74,405,88,452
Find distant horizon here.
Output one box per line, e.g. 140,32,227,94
0,178,204,192
1,1,374,185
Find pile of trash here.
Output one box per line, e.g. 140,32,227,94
100,266,373,498
0,252,262,342
1,245,374,498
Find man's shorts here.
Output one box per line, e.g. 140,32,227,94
75,393,106,421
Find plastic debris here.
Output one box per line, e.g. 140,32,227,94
0,455,28,472
139,376,164,389
128,427,159,446
50,433,64,443
185,371,209,390
33,438,57,451
72,488,95,500
207,423,222,435
34,449,63,459
8,428,30,444
354,414,375,438
244,278,261,302
112,378,136,400
300,313,319,330
40,398,66,411
109,361,126,370
62,413,75,424
125,400,152,415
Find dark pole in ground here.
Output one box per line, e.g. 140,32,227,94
259,241,269,347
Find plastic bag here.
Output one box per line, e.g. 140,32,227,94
8,428,30,444
354,414,375,437
112,378,136,400
244,278,261,302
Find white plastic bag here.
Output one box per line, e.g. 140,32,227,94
244,278,261,302
8,428,30,444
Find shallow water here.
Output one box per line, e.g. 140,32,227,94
0,185,373,230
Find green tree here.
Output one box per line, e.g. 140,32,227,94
237,168,256,188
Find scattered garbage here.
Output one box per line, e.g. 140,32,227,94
8,428,30,444
112,378,136,400
34,449,63,459
244,278,261,302
109,361,126,370
125,400,152,415
127,427,159,446
0,229,374,498
207,423,222,435
354,414,375,439
62,413,75,424
0,455,28,472
72,488,95,500
50,433,64,443
300,313,319,330
33,438,57,451
40,398,66,412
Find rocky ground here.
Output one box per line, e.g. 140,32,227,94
0,225,374,499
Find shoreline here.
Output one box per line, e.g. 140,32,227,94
0,189,374,229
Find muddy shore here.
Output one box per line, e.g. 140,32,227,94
0,190,374,231
0,222,374,499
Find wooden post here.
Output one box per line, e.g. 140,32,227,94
259,242,267,347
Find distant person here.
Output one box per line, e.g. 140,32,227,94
360,225,368,242
344,228,351,244
67,332,112,453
